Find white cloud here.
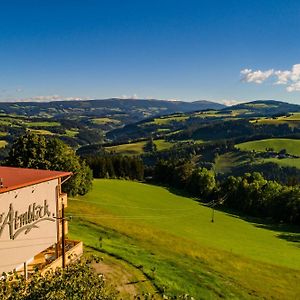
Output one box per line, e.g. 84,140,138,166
221,99,244,106
241,64,300,92
15,95,90,102
241,68,274,84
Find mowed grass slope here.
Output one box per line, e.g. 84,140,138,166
237,138,300,156
68,180,300,299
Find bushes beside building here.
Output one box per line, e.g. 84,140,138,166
0,258,117,300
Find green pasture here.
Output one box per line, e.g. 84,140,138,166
91,117,121,125
154,139,174,151
105,141,147,155
0,140,7,148
252,113,300,128
105,139,174,155
28,129,55,135
64,129,79,137
236,138,300,156
25,121,60,127
263,157,300,169
68,179,300,299
152,116,189,125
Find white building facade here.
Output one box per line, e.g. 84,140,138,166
0,167,82,276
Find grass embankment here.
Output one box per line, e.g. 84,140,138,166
236,138,300,156
68,180,300,299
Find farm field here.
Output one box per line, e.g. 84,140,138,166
252,113,300,128
105,139,173,155
91,117,121,125
236,138,300,156
68,179,300,299
105,141,147,155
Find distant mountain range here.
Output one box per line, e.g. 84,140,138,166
0,98,225,124
224,100,300,116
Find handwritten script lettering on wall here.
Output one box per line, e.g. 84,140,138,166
0,200,55,240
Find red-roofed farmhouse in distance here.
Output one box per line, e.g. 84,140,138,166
0,166,83,277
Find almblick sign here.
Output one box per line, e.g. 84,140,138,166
0,200,55,240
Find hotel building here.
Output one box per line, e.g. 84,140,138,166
0,166,83,277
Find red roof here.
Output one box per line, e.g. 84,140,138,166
0,166,72,193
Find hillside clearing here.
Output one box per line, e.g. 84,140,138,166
68,179,300,299
236,138,300,156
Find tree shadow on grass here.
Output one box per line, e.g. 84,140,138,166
145,181,300,246
213,206,300,246
276,233,300,246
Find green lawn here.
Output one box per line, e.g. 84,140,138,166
236,138,300,156
68,179,300,299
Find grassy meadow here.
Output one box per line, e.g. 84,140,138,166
105,139,173,155
236,138,300,156
68,179,300,299
252,113,300,128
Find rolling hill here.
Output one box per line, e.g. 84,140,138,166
68,179,300,299
223,100,300,116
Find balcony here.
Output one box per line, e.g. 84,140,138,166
17,240,83,278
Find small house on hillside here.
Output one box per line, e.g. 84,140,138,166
0,166,83,278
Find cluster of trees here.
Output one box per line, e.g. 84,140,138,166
229,162,300,186
171,119,298,141
153,160,216,199
153,159,300,225
0,258,116,299
85,154,144,180
222,173,300,224
5,133,93,196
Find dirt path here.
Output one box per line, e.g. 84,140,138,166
92,252,161,299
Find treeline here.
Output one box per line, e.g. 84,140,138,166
221,172,300,224
171,119,299,141
85,155,144,180
152,159,300,225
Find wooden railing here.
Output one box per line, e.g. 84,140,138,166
41,240,83,275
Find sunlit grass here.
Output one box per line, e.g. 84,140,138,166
68,179,300,299
236,138,300,156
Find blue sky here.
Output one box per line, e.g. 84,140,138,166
1,0,300,104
